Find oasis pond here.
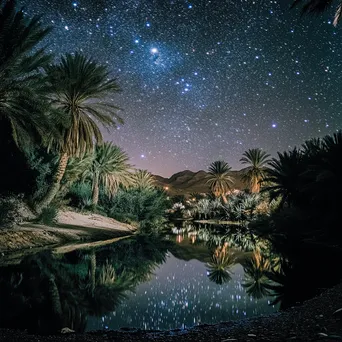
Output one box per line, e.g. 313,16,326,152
0,222,340,334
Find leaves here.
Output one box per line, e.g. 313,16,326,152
0,0,56,148
206,160,234,199
45,53,122,156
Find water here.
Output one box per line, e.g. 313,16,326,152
1,222,339,334
87,254,276,331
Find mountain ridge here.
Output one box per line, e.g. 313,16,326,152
153,168,248,195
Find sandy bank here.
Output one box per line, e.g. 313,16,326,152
0,209,136,255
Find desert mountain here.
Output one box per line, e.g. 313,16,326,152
153,169,248,195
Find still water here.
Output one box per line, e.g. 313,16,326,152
0,225,281,333
87,253,276,331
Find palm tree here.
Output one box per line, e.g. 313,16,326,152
207,243,236,284
0,0,55,147
57,154,93,198
132,169,155,190
262,148,304,208
206,160,234,203
37,53,123,210
291,0,342,26
301,137,323,159
85,142,132,206
305,131,342,208
240,149,270,193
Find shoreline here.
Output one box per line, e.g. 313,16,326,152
0,282,341,341
0,209,136,260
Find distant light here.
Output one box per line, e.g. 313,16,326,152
134,39,139,43
141,154,145,158
188,4,193,8
64,26,69,30
151,47,158,54
72,2,77,7
272,123,277,128
146,22,151,27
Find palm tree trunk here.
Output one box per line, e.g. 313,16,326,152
251,180,259,193
36,152,69,211
89,251,96,295
92,173,100,206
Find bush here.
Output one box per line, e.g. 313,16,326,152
106,188,170,229
67,182,92,210
224,192,263,222
37,206,58,226
0,195,22,228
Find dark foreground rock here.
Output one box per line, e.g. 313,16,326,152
1,282,342,342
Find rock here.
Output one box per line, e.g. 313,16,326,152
61,327,75,334
247,334,257,337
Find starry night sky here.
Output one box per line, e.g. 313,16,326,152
19,0,342,176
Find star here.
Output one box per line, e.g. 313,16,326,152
18,0,341,177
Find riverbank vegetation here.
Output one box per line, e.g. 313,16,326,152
0,1,169,233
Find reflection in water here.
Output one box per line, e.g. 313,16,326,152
87,254,275,331
207,243,236,285
242,251,272,299
1,222,340,334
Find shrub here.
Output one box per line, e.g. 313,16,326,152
67,182,92,210
37,206,58,226
0,195,22,228
107,188,169,230
224,192,262,222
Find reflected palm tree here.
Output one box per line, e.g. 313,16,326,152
242,251,271,299
207,243,236,285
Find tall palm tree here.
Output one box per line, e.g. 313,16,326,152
206,160,234,203
0,0,55,147
37,53,123,210
85,142,132,206
132,169,155,190
305,131,342,208
240,148,270,193
262,148,304,208
301,137,323,159
291,0,342,26
57,154,93,198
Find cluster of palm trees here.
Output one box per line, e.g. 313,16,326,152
205,148,270,201
0,2,157,212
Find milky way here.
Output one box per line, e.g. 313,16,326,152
19,0,342,176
